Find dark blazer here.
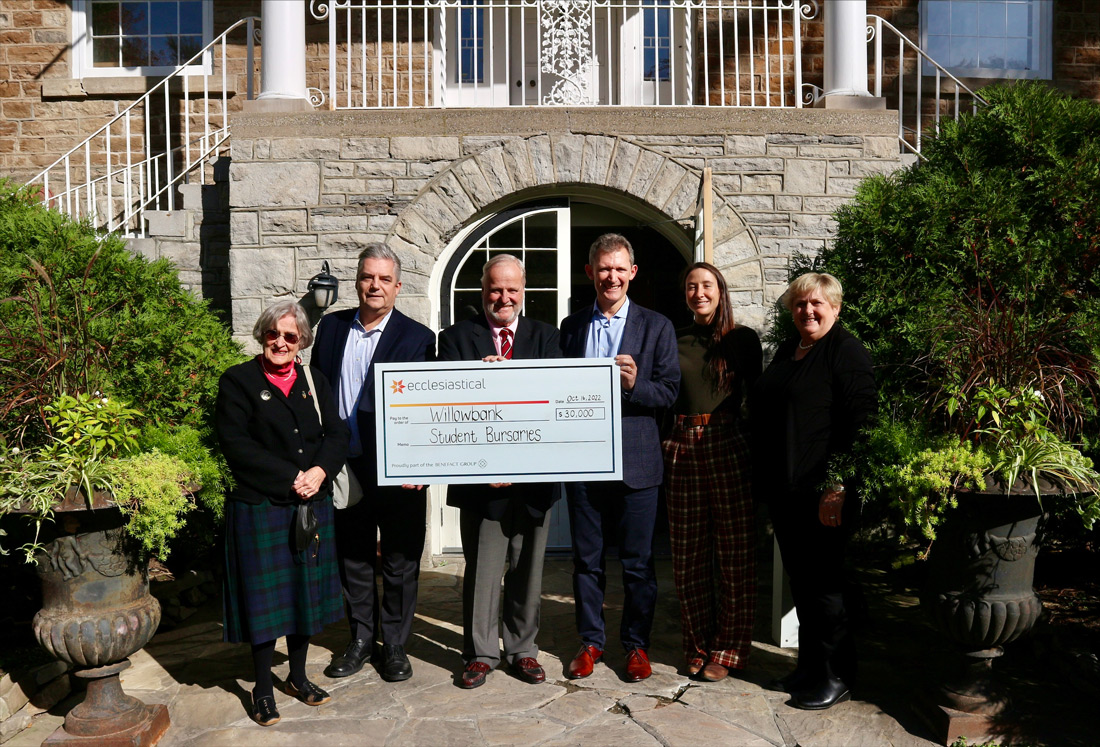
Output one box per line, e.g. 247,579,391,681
559,301,680,489
312,306,437,415
439,313,564,520
749,323,876,498
215,358,349,505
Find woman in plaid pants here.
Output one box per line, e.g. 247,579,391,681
662,262,762,682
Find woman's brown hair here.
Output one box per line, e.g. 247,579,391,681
682,261,736,392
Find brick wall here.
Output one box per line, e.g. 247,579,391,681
1055,0,1100,101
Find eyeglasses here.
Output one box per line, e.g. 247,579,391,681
264,330,300,345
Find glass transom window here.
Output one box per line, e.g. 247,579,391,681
921,0,1051,79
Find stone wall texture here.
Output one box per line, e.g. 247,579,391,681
225,108,907,347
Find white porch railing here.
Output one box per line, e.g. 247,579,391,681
311,0,819,109
867,15,986,156
27,18,261,237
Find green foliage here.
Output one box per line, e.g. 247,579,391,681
836,419,988,549
0,394,198,563
45,393,140,463
137,423,228,520
817,82,1100,543
827,83,1100,434
0,444,113,564
0,180,243,563
111,450,196,562
0,179,245,449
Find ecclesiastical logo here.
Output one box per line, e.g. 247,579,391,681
390,379,405,394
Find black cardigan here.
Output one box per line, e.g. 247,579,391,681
215,358,349,505
749,324,876,497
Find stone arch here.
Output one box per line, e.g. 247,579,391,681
385,134,763,322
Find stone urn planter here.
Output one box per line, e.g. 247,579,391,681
918,488,1046,744
31,491,169,746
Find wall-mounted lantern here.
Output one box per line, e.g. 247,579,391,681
307,261,339,309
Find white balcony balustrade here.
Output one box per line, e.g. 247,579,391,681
311,0,819,109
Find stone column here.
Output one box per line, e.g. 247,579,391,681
245,0,311,112
818,0,883,110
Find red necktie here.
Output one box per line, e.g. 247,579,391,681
500,328,513,359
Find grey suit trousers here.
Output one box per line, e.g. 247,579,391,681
459,501,550,666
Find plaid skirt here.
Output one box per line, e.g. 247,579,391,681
223,495,343,644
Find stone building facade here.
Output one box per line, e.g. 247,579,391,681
226,108,904,345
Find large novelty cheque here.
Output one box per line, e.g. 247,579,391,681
374,359,623,485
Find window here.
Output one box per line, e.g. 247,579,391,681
457,0,485,84
73,0,213,77
921,0,1051,79
643,0,671,83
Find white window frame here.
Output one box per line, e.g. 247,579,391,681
920,0,1052,80
71,0,214,79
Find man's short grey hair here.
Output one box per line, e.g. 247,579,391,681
253,299,314,348
480,253,526,289
358,242,402,282
588,233,635,266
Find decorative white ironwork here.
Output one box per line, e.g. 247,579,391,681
322,0,816,109
308,87,327,108
540,0,595,105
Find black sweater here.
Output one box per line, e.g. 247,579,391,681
748,324,876,497
215,358,349,505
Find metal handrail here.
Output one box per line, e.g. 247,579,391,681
27,17,260,237
868,15,987,156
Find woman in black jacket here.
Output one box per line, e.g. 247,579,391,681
750,273,876,710
216,300,348,726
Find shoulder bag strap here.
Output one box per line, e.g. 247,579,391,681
302,366,324,427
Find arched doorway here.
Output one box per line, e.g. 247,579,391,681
431,195,690,553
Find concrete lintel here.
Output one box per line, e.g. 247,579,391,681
814,95,888,111
240,98,314,114
231,107,900,141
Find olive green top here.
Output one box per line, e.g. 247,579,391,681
672,323,763,416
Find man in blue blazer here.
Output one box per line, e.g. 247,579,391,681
558,233,680,682
311,243,436,683
438,254,563,690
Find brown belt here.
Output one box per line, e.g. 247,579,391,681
676,413,711,427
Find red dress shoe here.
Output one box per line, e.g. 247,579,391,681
460,661,492,689
566,645,603,679
625,648,651,682
512,657,546,684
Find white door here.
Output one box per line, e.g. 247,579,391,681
435,202,574,553
438,0,511,106
620,0,690,105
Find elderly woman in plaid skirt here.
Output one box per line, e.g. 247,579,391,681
216,300,349,726
662,262,762,682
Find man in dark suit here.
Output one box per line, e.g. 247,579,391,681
558,233,679,682
311,243,436,683
437,254,563,689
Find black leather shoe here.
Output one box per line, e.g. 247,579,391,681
379,644,412,682
790,677,851,710
324,638,370,678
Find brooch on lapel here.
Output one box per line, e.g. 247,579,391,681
260,390,272,401
302,391,308,399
